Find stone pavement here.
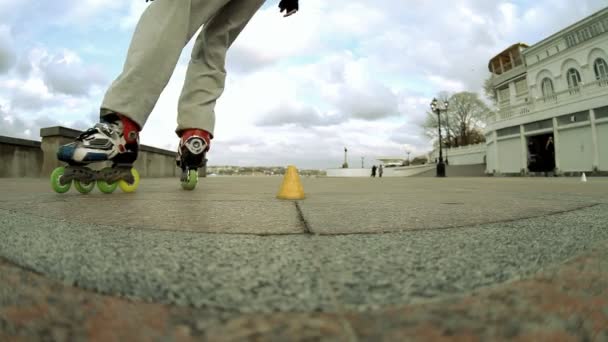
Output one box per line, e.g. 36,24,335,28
1,176,607,341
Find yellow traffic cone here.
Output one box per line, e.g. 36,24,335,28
277,165,305,200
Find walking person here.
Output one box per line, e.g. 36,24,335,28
52,0,300,193
378,164,383,178
371,165,377,178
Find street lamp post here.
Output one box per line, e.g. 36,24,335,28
431,98,449,177
445,113,450,165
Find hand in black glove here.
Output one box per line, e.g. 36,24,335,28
278,0,298,17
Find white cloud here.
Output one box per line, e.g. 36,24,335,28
39,50,107,96
0,25,15,73
428,75,466,94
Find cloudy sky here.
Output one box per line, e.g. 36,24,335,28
0,0,606,168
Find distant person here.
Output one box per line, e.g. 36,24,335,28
378,164,383,178
371,165,377,177
52,0,299,192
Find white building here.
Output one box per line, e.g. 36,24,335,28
485,7,608,175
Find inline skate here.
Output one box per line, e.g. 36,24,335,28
50,113,141,194
176,129,210,190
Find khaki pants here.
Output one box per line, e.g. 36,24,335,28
101,0,266,137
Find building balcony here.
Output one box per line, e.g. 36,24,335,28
487,78,608,124
490,64,527,87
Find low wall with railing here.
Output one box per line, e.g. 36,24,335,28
429,144,486,166
0,126,192,178
326,164,434,177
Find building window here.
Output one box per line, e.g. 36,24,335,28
593,58,608,81
524,119,553,132
498,86,510,103
557,111,589,126
541,78,555,98
584,27,592,39
590,22,603,36
577,31,584,42
497,126,520,137
595,105,608,120
515,78,528,95
567,68,582,90
565,35,576,48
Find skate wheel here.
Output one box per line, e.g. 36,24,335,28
97,180,118,194
181,169,198,190
74,180,95,194
97,167,118,194
50,167,71,193
118,168,140,193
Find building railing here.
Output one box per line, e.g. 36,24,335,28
489,78,608,123
490,64,527,87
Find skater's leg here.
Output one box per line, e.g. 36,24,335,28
101,0,232,129
176,0,266,138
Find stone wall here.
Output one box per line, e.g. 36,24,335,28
0,136,43,177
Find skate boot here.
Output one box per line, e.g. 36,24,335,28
50,113,141,194
176,129,210,190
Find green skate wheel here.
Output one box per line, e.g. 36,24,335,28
181,169,198,190
97,167,118,194
74,180,95,194
50,167,71,193
97,180,118,194
118,168,140,193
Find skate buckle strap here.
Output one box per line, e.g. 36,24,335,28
185,138,206,154
181,129,211,151
117,114,140,144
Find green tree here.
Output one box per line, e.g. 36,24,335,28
422,91,492,147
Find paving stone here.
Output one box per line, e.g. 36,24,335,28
1,177,608,340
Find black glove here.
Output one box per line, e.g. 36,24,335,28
278,0,298,17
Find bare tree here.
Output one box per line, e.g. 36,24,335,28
422,91,491,147
483,76,498,107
